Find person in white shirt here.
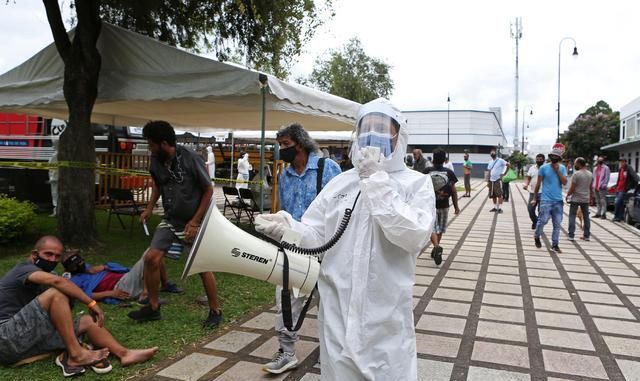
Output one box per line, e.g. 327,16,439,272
444,157,454,172
486,150,507,213
523,154,546,229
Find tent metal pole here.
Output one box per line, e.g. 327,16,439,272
230,132,234,182
258,74,269,212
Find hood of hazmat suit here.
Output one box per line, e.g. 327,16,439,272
287,98,437,380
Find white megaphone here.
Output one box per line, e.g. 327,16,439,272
181,202,319,296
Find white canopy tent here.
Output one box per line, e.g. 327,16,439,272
0,23,360,209
0,23,360,132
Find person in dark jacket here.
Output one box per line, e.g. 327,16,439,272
613,158,639,222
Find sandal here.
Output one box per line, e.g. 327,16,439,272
55,351,86,377
90,357,113,374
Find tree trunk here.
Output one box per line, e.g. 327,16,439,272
44,0,102,247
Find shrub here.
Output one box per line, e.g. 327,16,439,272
0,194,36,244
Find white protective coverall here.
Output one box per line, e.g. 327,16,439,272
289,99,436,380
236,153,251,189
205,146,216,181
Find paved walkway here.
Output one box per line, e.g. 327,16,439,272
147,181,640,381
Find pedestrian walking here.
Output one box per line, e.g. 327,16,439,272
532,143,568,253
523,154,545,229
424,149,460,265
486,149,507,213
592,154,610,219
566,157,593,241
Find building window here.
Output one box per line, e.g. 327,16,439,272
622,120,626,140
625,116,636,138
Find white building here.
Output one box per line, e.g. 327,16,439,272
404,108,508,177
602,96,640,171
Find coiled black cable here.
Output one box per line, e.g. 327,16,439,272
278,191,361,256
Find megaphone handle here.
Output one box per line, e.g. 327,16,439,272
280,248,293,329
279,247,317,332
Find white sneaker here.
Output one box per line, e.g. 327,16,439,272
262,350,298,374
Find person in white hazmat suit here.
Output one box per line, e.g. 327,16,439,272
205,146,216,182
236,152,251,189
255,99,436,380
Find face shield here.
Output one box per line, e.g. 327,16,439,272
355,113,399,158
350,98,408,173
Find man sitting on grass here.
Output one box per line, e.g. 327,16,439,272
0,236,158,377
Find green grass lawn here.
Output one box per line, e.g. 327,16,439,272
0,210,275,380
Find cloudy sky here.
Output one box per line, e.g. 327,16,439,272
1,0,639,148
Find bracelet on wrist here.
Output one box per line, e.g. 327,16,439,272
87,300,97,309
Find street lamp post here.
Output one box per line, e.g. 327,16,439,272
521,106,533,153
447,94,450,159
557,37,578,142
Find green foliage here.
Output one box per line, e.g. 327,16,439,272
305,37,394,103
94,0,333,78
560,100,620,162
507,151,531,170
0,195,36,244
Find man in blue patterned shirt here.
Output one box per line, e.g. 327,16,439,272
263,123,341,374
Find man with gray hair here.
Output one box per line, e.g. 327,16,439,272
263,122,341,374
412,149,428,173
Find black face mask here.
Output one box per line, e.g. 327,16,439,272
550,157,560,164
157,150,171,163
34,256,58,273
490,154,496,159
279,146,297,163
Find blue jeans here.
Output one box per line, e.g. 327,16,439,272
614,191,627,220
568,202,590,239
535,200,564,246
527,193,540,225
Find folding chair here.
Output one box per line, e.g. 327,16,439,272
222,186,241,224
107,188,143,233
237,188,261,225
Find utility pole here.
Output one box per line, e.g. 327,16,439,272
511,17,523,151
447,93,450,159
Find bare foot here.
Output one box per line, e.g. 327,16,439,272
68,347,110,367
120,347,159,366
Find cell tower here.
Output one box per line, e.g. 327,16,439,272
511,17,523,151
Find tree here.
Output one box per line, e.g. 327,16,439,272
39,0,330,246
305,38,393,103
507,151,530,177
560,100,620,164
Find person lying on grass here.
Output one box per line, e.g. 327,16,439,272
0,235,158,376
62,249,182,305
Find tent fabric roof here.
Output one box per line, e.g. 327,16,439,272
0,23,360,131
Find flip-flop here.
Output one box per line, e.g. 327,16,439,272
89,357,113,374
55,351,86,377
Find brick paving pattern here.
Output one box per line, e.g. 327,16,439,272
146,181,640,380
